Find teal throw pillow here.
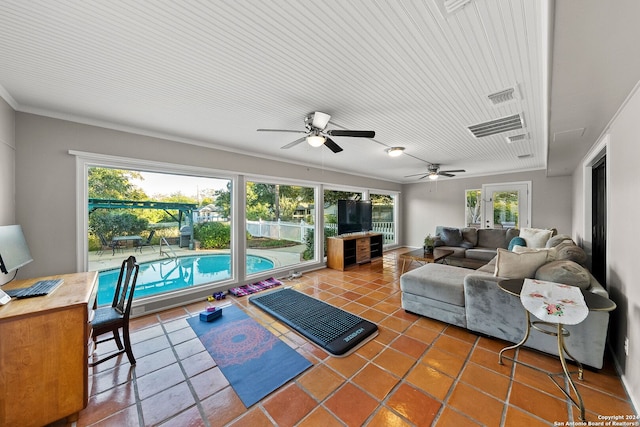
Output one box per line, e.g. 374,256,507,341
508,237,526,251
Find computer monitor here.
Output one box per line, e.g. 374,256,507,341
0,225,34,274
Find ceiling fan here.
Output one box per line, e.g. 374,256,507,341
257,112,375,153
405,164,466,180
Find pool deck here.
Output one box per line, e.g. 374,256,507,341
88,243,306,272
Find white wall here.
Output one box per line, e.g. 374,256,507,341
401,169,573,247
14,113,401,278
573,83,640,411
0,97,16,285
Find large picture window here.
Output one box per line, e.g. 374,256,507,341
245,180,317,275
87,166,235,304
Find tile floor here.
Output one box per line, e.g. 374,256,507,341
68,249,636,426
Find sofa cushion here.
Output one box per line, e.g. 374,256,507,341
477,229,510,249
465,248,498,262
437,246,468,258
400,263,472,306
494,248,548,279
535,260,591,290
508,236,527,251
441,227,464,246
519,227,553,248
461,227,478,246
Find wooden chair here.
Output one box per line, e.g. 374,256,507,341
90,255,139,367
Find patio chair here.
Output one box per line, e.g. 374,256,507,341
98,233,122,256
90,255,139,367
135,230,155,253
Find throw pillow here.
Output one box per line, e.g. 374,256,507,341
535,260,591,290
513,245,557,262
546,234,573,248
494,248,548,279
508,236,526,251
519,227,554,248
441,227,464,246
555,244,587,265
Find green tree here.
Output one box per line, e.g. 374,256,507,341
214,183,231,219
88,167,147,200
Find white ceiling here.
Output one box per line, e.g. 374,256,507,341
0,0,638,182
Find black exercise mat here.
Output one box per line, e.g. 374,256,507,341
249,288,378,356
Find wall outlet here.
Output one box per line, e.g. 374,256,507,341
624,337,629,356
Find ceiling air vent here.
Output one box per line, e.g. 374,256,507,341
506,133,528,144
436,0,472,17
487,86,518,105
468,113,524,138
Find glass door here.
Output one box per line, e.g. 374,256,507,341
481,182,530,229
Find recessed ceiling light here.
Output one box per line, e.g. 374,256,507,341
386,147,405,157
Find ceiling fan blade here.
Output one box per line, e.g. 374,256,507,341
323,137,343,153
404,172,428,177
440,169,466,173
311,112,331,130
439,173,455,177
280,137,306,149
418,174,430,180
326,130,375,138
257,128,306,133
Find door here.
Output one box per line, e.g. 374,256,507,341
482,182,530,229
591,157,606,284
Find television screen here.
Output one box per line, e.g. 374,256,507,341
337,200,372,235
0,225,34,274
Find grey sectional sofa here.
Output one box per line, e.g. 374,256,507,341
432,225,520,269
400,230,611,369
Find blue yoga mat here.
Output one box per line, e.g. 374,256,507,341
187,305,311,407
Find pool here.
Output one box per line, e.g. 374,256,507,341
97,254,274,305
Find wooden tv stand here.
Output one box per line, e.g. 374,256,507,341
327,233,383,271
0,271,98,427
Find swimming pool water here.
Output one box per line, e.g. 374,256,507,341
97,254,274,305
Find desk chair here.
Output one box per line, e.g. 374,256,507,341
90,256,139,367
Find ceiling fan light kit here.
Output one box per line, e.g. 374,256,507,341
386,147,405,157
307,134,326,147
428,174,439,180
257,111,375,153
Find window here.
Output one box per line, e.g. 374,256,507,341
370,192,397,245
245,180,317,275
87,166,234,302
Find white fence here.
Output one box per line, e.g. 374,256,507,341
245,220,395,244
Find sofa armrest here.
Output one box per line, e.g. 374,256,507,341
463,274,610,369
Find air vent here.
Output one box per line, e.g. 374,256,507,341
436,0,472,17
506,133,528,144
468,113,524,138
488,86,518,105
517,154,533,159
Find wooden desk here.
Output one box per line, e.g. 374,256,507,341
0,272,98,427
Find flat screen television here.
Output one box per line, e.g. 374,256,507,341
337,200,372,235
0,225,34,274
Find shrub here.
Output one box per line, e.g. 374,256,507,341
194,222,231,249
303,226,336,260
